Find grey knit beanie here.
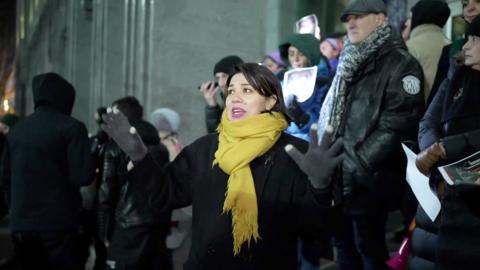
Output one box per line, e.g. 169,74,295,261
149,108,181,133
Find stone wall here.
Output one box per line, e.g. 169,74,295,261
16,0,297,144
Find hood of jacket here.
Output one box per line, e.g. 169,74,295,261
279,33,320,67
32,73,75,115
410,0,450,31
131,119,160,146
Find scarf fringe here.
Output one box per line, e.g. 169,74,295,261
214,111,286,256
223,201,261,255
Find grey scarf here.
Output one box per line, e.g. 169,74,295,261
317,23,392,138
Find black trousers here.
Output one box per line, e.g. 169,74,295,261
11,230,83,270
107,226,172,270
79,209,107,270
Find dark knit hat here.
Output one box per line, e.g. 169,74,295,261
279,33,320,67
466,15,480,37
0,114,19,127
410,0,451,31
213,55,244,76
32,73,75,115
340,0,387,22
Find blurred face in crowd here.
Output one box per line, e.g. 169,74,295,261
345,13,385,44
288,46,309,68
320,40,340,60
215,72,230,94
463,0,480,23
262,57,283,73
225,73,276,121
463,35,480,70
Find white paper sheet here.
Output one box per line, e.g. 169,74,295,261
401,143,441,221
282,66,318,104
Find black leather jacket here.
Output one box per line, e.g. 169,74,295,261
337,31,425,214
97,119,170,241
205,105,222,133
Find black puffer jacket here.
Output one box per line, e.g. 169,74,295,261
97,119,170,241
408,202,439,270
409,60,453,270
434,67,480,270
337,31,425,214
411,66,480,270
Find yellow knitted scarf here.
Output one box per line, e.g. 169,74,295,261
213,110,288,255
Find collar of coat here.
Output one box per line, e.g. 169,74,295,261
409,24,448,40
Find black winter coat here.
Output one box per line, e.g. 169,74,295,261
337,32,425,214
409,205,439,270
126,132,337,270
414,67,480,270
205,105,222,133
0,73,94,231
97,119,170,242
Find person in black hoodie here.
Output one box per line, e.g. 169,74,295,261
0,73,95,270
97,96,171,270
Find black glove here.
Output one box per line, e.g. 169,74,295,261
285,124,344,189
101,108,148,162
287,97,310,128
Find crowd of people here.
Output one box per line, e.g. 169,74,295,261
0,0,479,269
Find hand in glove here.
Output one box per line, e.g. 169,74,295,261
415,142,446,176
101,107,148,162
287,97,310,128
285,124,344,189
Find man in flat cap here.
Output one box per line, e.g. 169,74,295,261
317,0,425,269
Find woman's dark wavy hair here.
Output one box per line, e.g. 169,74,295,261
226,63,291,122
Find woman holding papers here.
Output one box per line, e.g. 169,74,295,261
414,16,480,270
100,63,344,270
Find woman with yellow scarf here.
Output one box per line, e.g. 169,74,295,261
101,63,343,270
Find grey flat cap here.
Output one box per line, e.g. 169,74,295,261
340,0,387,22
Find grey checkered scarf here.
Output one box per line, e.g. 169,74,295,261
317,23,392,138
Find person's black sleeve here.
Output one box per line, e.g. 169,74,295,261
0,141,11,218
440,129,480,160
149,143,170,167
66,122,95,186
418,77,449,151
293,169,341,240
97,142,122,242
125,142,196,215
205,105,222,133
